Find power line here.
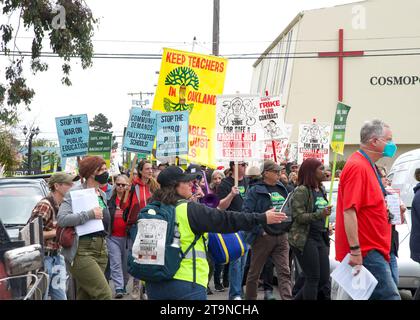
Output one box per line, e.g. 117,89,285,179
13,34,420,44
3,50,420,60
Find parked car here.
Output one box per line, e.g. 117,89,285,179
388,148,420,208
0,178,49,240
0,176,77,299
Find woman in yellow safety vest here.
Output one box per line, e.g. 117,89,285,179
145,165,287,300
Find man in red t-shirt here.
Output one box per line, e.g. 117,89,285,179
335,119,400,300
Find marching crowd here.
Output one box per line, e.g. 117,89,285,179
28,119,420,300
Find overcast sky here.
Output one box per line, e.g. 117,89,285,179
1,0,353,145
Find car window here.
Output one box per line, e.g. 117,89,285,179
0,185,44,225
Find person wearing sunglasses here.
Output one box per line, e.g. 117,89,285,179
107,174,130,298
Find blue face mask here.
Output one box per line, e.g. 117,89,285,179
382,140,397,158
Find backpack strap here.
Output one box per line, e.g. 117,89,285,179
181,233,202,284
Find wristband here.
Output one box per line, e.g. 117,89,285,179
349,245,360,250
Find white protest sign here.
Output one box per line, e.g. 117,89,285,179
386,189,402,225
286,143,298,163
215,95,262,161
132,219,167,266
257,96,287,140
298,122,331,165
260,124,293,162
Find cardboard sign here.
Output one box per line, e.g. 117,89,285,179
56,114,89,158
261,124,293,161
331,102,351,155
156,111,189,157
215,95,262,161
153,48,227,167
88,131,112,167
123,108,158,154
257,96,287,140
298,122,331,165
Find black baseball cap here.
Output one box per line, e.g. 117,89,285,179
157,166,200,188
185,164,203,179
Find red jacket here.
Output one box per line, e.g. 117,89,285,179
121,177,152,226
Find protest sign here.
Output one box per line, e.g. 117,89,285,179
261,124,293,161
257,96,287,140
331,102,351,155
88,131,113,167
153,48,227,167
215,95,262,161
122,108,158,154
55,114,89,158
298,122,331,165
156,111,189,158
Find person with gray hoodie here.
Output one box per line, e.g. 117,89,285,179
57,156,112,300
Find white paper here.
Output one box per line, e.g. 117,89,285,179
132,219,167,265
386,193,401,225
330,254,378,300
70,188,104,236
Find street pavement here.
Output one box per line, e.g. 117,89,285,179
111,278,413,300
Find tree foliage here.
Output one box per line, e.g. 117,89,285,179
89,113,112,132
165,67,199,90
0,130,19,172
0,0,98,125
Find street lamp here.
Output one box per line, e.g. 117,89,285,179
23,126,40,174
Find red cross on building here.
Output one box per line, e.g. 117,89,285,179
318,29,364,102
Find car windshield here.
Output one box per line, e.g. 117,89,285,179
0,185,44,225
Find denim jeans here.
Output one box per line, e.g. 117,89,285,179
44,254,67,300
389,252,399,287
229,248,249,300
146,279,207,300
363,250,401,300
106,236,129,291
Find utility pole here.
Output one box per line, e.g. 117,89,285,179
212,0,220,56
192,36,197,52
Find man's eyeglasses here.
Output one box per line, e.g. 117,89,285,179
116,183,128,187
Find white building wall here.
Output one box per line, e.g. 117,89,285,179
251,0,420,163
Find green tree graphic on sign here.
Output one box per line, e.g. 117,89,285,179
164,67,199,112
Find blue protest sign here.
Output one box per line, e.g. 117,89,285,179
123,108,158,154
156,111,189,157
55,114,89,158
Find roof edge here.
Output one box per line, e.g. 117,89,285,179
253,12,304,68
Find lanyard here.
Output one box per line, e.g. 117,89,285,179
358,149,388,198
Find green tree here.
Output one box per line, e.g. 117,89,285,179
89,113,118,150
89,113,112,132
32,138,57,148
0,130,20,173
0,0,98,125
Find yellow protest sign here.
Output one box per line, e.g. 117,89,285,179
153,48,228,167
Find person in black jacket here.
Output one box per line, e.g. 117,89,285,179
243,160,293,300
106,174,130,298
144,166,287,300
410,168,420,300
